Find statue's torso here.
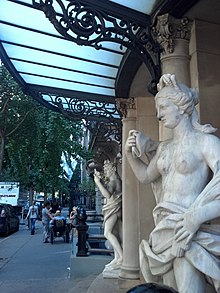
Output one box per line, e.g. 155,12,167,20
156,135,210,208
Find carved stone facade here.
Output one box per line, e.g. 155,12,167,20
153,13,192,55
116,98,136,118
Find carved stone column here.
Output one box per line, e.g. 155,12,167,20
116,98,140,289
153,13,192,140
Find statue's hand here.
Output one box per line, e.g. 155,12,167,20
94,169,101,183
174,212,200,245
171,212,200,257
125,130,138,153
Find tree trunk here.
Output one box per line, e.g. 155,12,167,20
29,184,34,206
0,135,6,180
52,186,55,198
44,191,47,202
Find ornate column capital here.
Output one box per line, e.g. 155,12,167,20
116,98,136,118
152,13,192,55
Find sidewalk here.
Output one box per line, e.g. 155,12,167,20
0,221,95,293
0,217,130,293
87,274,128,293
69,221,129,293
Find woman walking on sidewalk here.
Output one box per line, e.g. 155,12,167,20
25,201,39,235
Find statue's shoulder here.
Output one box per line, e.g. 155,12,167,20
157,139,171,151
198,131,220,143
198,132,220,154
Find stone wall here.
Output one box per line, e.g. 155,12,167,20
190,20,220,137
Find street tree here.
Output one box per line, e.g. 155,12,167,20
0,63,35,178
0,63,92,199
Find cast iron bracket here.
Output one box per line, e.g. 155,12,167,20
33,0,161,94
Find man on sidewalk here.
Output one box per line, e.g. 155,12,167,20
42,201,53,243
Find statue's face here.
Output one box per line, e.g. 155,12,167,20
155,97,182,129
104,167,111,178
104,164,115,178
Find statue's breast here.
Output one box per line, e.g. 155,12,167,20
157,148,172,175
174,151,199,174
157,145,201,175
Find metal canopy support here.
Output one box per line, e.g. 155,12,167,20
33,0,161,95
0,0,200,143
28,0,163,144
32,91,122,143
1,0,163,144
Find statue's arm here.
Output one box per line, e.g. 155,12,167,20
94,170,112,199
175,135,220,245
114,178,122,195
174,199,220,248
192,134,220,223
95,179,112,199
125,151,159,184
125,131,160,184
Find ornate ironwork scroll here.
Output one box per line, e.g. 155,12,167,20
49,95,120,120
86,120,122,143
39,93,122,142
33,0,161,94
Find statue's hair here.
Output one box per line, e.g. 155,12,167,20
156,74,217,134
104,160,115,167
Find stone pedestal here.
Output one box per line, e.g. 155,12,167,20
103,266,121,279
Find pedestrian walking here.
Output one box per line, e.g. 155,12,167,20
42,201,53,243
25,201,39,235
69,206,78,237
69,206,78,227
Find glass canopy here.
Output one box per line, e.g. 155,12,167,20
109,0,161,14
0,0,161,129
0,0,125,97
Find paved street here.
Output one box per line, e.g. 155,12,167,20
0,212,95,293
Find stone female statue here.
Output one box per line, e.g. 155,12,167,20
125,74,220,293
94,160,123,271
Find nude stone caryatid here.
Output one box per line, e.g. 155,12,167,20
125,73,220,293
94,160,123,273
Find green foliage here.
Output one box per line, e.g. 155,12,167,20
0,65,34,136
0,63,92,196
78,177,96,196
